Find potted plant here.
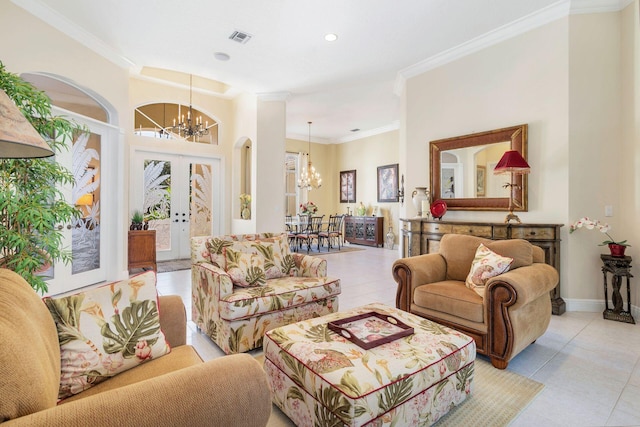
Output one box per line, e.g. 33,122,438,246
569,217,631,257
130,210,144,230
0,61,83,294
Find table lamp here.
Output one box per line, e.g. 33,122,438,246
493,150,530,223
0,89,53,158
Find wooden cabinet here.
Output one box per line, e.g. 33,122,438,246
399,218,565,315
128,230,157,272
344,216,384,247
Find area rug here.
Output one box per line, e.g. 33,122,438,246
258,355,544,427
156,259,191,273
293,245,365,256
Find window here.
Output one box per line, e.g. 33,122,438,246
285,153,298,215
134,103,218,144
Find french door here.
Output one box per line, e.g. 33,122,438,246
46,114,120,296
132,150,221,261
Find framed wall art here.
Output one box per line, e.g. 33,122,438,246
340,170,356,203
377,163,399,203
476,165,486,197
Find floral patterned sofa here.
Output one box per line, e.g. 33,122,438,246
191,233,341,354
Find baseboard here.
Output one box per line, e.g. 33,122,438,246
564,298,639,320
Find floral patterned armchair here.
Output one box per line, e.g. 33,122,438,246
191,233,341,354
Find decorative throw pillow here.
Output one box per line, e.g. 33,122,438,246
43,271,170,400
223,248,268,287
465,244,514,298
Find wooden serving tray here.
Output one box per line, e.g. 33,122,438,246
327,311,414,350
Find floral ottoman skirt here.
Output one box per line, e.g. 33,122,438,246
264,302,476,427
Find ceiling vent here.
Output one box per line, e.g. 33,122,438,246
229,30,252,44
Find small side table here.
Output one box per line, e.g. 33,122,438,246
128,230,157,272
601,255,635,324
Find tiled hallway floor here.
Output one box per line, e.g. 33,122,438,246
156,244,640,426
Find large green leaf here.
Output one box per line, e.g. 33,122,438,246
101,299,160,357
44,295,85,345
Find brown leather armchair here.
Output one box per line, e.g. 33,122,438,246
393,234,558,369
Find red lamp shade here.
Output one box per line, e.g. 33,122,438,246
493,150,530,174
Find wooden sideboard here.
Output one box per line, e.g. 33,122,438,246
399,218,565,315
344,216,384,247
128,230,157,272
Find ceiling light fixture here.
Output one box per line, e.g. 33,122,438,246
297,121,322,190
171,74,209,140
324,33,338,42
214,52,230,61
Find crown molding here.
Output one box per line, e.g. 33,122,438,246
11,0,135,69
394,1,571,95
394,0,632,96
570,0,634,14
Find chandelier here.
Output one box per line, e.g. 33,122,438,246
297,121,322,190
172,75,209,139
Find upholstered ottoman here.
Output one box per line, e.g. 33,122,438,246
264,302,475,426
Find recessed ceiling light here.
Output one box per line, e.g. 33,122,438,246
324,33,338,42
214,52,230,61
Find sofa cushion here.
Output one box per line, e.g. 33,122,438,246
486,239,533,269
43,271,171,400
414,280,485,323
465,244,513,297
60,345,203,403
206,234,295,279
203,233,285,268
0,269,60,421
224,249,267,287
440,234,491,281
219,276,341,321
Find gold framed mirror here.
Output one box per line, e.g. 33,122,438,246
430,124,528,211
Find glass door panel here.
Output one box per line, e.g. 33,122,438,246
190,163,213,238
72,132,101,274
143,159,172,251
133,150,220,262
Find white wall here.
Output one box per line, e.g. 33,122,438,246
401,5,639,313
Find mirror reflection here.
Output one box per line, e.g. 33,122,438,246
429,124,528,211
440,141,510,199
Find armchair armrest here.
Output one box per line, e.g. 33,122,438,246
158,295,187,348
4,354,272,427
192,262,234,299
486,262,559,308
392,254,447,311
293,253,327,277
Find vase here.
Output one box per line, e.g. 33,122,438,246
609,243,626,257
411,187,430,217
241,206,251,219
385,226,395,250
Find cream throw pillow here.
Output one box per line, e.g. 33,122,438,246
465,244,514,298
223,248,268,287
43,271,170,400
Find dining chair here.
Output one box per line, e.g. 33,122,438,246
296,215,324,253
319,214,344,251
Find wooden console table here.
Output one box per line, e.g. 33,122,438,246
344,216,384,247
399,218,565,315
128,230,157,272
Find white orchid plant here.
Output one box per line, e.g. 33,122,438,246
569,217,630,247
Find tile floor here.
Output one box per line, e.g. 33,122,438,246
156,244,640,427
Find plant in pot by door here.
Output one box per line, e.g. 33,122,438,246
130,210,144,230
569,217,631,257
